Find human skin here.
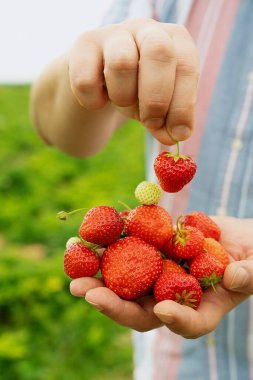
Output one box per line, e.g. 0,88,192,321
31,18,199,157
70,216,253,338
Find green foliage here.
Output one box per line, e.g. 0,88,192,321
0,85,146,379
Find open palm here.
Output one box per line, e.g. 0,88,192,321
70,216,253,338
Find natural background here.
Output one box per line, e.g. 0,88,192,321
0,85,146,380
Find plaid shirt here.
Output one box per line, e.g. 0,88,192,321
102,1,253,379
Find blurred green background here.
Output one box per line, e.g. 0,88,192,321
0,85,146,380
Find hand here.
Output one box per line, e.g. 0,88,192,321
153,216,253,338
70,216,253,337
68,18,199,145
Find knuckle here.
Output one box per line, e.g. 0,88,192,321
106,53,137,72
142,36,176,62
176,60,199,78
72,75,97,93
168,105,195,125
142,99,168,117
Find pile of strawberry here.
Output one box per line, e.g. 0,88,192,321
60,143,229,309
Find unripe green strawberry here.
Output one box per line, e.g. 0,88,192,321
134,181,163,205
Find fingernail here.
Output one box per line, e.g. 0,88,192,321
229,267,249,289
144,118,164,130
170,125,191,141
85,295,104,311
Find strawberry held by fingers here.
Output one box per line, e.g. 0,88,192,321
101,236,163,301
154,141,197,193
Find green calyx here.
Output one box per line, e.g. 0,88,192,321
199,272,223,292
174,215,189,247
166,141,190,162
175,290,198,308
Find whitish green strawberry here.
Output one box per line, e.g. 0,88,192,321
134,181,163,205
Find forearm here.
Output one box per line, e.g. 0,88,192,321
30,54,126,157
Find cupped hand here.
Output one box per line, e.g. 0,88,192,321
154,216,253,338
68,18,199,145
70,216,253,338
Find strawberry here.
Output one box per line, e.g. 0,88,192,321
190,252,225,290
154,272,202,308
125,204,173,251
101,236,163,301
154,142,197,193
203,238,229,267
184,211,221,241
119,209,130,220
79,206,124,246
66,236,81,249
64,242,100,279
162,259,186,275
161,233,181,261
134,181,163,205
172,218,205,259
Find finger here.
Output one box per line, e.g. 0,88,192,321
164,25,199,142
103,28,139,107
68,31,108,109
153,285,247,338
135,26,177,136
223,256,253,294
70,277,105,297
85,287,162,331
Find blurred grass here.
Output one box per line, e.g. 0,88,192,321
0,85,146,380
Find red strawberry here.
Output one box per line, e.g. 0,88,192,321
172,218,205,259
79,206,124,246
125,205,173,251
64,242,100,279
154,272,202,308
162,259,186,275
184,211,221,241
190,252,225,290
203,238,229,267
154,142,197,193
161,233,181,261
101,236,163,301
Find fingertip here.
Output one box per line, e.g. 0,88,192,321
168,125,192,142
153,300,181,323
223,263,249,291
69,278,85,297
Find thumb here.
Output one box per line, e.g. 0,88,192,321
223,257,253,294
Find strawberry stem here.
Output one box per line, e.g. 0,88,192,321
176,141,180,158
57,207,88,221
118,200,132,211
